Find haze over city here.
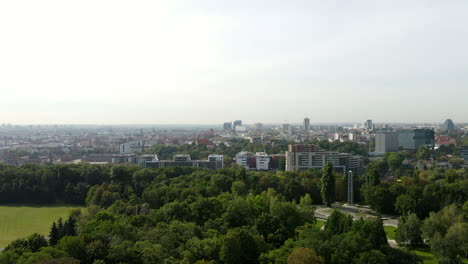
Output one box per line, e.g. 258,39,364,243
1,0,468,125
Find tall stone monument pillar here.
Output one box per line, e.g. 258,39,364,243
347,170,354,205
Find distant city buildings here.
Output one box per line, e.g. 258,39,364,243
233,120,242,129
234,151,277,170
461,149,468,161
223,122,232,130
398,129,435,150
285,144,363,174
441,119,455,133
364,120,373,130
435,136,456,148
144,154,223,170
119,141,145,154
303,117,310,132
375,132,399,154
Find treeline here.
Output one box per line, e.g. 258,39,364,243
0,163,111,204
0,163,353,206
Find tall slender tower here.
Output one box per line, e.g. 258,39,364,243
347,170,354,205
303,117,310,132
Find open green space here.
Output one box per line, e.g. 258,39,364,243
384,225,397,240
408,248,468,264
315,219,325,229
0,204,79,247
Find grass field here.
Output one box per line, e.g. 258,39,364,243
315,219,326,229
0,204,79,248
406,247,468,264
384,225,397,240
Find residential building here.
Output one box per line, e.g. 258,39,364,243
255,152,270,170
285,144,363,174
398,129,435,150
375,132,399,154
235,151,252,170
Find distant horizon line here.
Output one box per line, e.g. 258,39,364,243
1,121,466,127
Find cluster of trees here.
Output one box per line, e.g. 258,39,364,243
262,210,418,264
396,203,468,263
361,154,468,263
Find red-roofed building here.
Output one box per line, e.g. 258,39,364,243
435,136,456,148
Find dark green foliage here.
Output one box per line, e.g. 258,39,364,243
395,213,423,247
320,162,335,207
49,222,60,246
324,210,352,235
365,163,380,187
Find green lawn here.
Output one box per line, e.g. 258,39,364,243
384,225,397,240
315,219,326,229
0,204,79,247
408,248,468,264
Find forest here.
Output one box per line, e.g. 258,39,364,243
0,155,466,263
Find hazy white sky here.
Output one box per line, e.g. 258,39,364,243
1,0,467,124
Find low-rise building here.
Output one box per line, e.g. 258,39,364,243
461,149,468,161
285,144,363,174
145,154,223,170
435,136,457,148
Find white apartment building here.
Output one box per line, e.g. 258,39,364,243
255,152,270,170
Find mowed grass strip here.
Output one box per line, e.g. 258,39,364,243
0,205,79,248
384,225,397,240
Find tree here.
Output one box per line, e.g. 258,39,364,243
416,145,431,160
356,250,388,264
386,153,404,172
287,248,324,264
396,213,423,247
63,216,76,236
57,236,85,260
431,222,468,262
422,204,465,242
365,163,380,187
49,222,60,246
220,229,262,264
325,210,352,235
363,184,395,214
395,194,418,216
320,162,335,207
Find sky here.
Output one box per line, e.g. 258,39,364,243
1,0,467,125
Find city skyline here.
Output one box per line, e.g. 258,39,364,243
1,1,468,124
